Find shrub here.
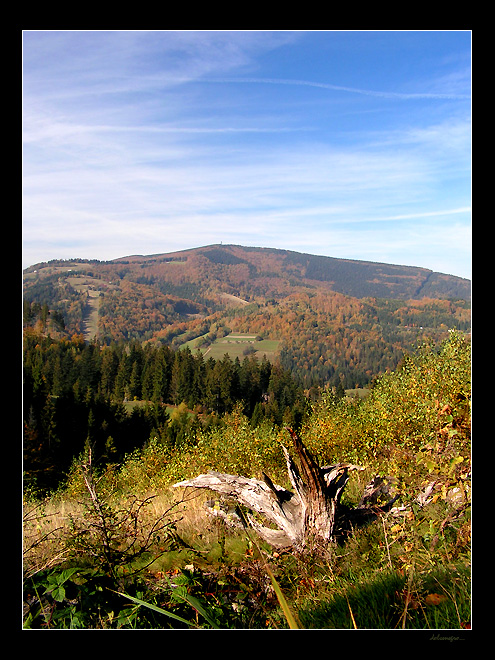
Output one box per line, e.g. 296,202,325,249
24,332,471,629
302,330,470,497
162,405,287,485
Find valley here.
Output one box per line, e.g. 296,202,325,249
23,244,470,390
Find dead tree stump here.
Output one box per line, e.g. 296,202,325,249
173,428,398,550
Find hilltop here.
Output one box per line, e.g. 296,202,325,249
110,244,470,301
24,244,470,302
23,244,470,388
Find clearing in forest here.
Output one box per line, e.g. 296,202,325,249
203,333,280,362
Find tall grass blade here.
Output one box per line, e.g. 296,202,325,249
162,575,221,628
345,595,358,629
241,519,300,629
179,592,221,629
115,591,200,628
267,567,301,629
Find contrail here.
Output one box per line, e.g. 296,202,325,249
203,77,469,101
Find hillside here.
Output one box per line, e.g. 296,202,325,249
23,244,471,388
23,250,471,629
24,244,471,302
111,244,470,301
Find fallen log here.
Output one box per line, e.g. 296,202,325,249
173,429,398,550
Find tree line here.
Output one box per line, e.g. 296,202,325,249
23,329,309,494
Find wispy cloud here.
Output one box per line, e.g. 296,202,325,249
201,77,471,100
23,110,471,272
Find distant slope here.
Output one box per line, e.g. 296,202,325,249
23,244,471,388
112,244,470,302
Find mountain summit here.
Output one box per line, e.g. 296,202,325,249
111,244,470,302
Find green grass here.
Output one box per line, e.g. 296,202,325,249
294,567,470,629
345,387,370,400
179,331,281,361
202,334,281,361
181,332,211,350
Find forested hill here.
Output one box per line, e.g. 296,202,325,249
23,244,470,389
25,244,470,302
109,244,470,301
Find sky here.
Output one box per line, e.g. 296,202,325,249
22,30,472,279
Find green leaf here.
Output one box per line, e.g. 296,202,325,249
425,459,436,473
449,455,464,473
44,567,80,601
164,576,221,628
51,585,66,602
170,585,188,602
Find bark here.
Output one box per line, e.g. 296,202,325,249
173,429,397,550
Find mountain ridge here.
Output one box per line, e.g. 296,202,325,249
116,243,471,302
116,243,468,278
26,243,469,301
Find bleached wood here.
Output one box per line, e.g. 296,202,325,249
173,430,391,549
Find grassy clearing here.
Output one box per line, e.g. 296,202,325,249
81,291,101,341
345,387,370,400
181,332,211,351
180,331,281,361
202,333,281,361
122,400,194,420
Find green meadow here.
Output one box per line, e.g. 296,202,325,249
199,333,281,362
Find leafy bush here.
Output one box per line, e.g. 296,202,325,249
161,405,287,485
302,330,470,496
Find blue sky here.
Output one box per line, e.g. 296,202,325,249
22,30,471,278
